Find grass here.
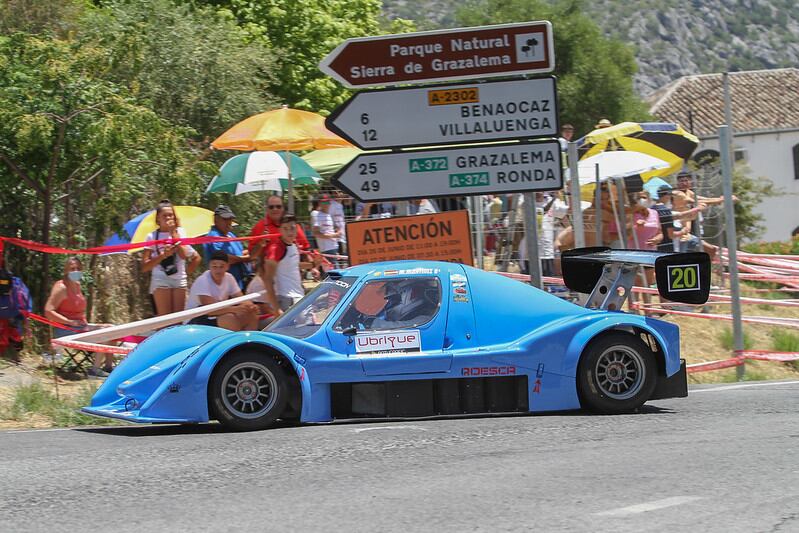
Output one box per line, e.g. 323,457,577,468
718,327,754,351
0,383,123,427
771,330,799,371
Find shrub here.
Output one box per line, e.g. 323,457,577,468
718,327,753,351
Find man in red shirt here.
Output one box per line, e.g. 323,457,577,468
249,195,310,257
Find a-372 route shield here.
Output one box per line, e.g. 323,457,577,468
326,77,558,150
332,141,563,202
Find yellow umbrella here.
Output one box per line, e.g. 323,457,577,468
104,206,215,254
212,105,352,211
211,105,352,152
577,122,699,181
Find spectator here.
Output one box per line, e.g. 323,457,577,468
249,194,311,258
141,200,201,316
355,201,395,220
410,198,438,215
203,205,252,290
313,193,342,260
518,193,569,277
260,213,319,315
594,118,612,129
672,171,729,259
652,187,677,252
244,274,272,329
330,190,348,256
558,123,574,151
45,257,113,377
628,191,663,251
186,251,258,331
485,195,504,253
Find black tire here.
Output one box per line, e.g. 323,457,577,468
209,351,288,431
577,333,657,414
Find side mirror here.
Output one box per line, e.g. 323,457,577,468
342,326,357,342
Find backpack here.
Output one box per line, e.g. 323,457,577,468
0,269,32,320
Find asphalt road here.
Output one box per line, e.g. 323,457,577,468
0,380,797,533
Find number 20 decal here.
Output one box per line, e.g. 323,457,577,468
667,264,700,292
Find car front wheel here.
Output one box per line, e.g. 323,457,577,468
210,351,288,431
577,333,657,414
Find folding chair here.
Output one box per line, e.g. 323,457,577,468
55,344,93,375
50,326,93,375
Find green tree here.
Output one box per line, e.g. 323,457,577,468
226,0,389,114
81,0,278,142
0,33,200,304
456,0,650,135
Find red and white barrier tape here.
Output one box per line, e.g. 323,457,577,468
687,351,799,373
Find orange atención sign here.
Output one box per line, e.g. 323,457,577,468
346,210,473,266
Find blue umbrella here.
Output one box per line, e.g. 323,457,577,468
643,177,671,199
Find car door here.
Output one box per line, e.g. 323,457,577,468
327,274,452,376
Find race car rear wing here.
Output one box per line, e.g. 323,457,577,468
561,247,711,310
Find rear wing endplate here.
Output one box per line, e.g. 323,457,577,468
561,247,710,310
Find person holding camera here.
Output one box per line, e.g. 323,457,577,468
141,200,201,316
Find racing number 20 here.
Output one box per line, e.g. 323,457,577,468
668,264,699,291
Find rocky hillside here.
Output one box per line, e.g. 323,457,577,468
382,0,799,96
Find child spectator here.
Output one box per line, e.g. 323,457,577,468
141,200,200,316
260,213,319,316
186,251,258,331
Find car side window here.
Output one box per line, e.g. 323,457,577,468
334,277,442,332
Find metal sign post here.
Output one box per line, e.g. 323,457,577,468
523,192,542,288
319,21,555,88
326,77,558,149
568,141,585,248
719,125,745,380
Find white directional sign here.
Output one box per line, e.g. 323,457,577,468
332,141,562,202
326,77,558,150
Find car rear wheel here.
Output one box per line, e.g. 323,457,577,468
577,333,657,414
210,351,287,431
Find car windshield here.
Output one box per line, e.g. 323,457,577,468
265,276,357,339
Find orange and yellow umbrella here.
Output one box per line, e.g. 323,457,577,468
211,105,352,152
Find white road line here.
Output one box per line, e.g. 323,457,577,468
691,380,799,393
596,496,703,517
352,425,428,433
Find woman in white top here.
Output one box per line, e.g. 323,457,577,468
141,200,201,316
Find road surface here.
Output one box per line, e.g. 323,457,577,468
0,380,797,532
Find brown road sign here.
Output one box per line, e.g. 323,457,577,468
319,21,554,88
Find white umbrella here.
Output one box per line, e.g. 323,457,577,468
566,151,670,187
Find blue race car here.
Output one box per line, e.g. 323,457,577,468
83,248,710,431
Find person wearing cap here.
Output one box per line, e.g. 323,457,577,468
186,250,258,331
312,193,342,264
594,118,612,129
203,205,252,290
652,186,678,252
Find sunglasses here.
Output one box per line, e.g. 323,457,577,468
267,205,283,210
